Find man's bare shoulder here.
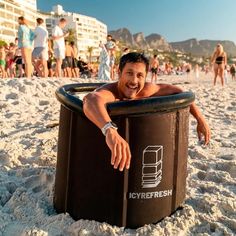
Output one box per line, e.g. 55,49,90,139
138,82,161,97
94,82,119,100
96,82,118,94
139,82,182,97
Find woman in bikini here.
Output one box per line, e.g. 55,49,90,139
211,44,227,86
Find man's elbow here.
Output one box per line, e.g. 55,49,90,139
83,92,101,115
83,93,94,114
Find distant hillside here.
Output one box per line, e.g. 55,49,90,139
109,28,171,52
170,39,236,57
109,28,236,57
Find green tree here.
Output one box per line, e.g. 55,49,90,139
0,40,7,47
65,28,76,43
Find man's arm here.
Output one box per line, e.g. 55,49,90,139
83,87,131,171
190,103,210,144
51,27,69,41
152,84,211,144
51,33,68,41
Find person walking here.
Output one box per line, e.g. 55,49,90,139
211,44,227,86
52,18,69,77
32,18,49,77
17,16,34,78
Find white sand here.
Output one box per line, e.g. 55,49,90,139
0,73,235,236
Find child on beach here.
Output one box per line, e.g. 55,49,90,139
6,43,16,78
0,46,7,78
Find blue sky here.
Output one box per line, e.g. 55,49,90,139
37,0,236,43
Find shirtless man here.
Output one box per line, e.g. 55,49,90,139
83,52,211,172
150,54,159,83
64,40,74,77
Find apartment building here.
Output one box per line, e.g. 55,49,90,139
0,0,41,42
46,5,107,60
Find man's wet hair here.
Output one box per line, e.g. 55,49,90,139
119,52,149,73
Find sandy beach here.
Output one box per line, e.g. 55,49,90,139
0,73,235,236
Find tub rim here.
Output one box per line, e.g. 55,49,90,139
55,83,195,116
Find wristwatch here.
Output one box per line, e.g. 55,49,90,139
101,121,118,136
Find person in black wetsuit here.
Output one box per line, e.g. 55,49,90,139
211,44,227,86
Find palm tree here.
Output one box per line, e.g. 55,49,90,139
87,46,94,62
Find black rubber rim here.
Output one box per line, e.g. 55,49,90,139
55,83,195,116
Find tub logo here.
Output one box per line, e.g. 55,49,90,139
142,145,163,189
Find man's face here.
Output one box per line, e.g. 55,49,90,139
60,21,67,28
118,62,147,99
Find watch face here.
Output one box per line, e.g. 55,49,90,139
111,122,118,128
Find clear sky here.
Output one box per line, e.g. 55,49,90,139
37,0,236,43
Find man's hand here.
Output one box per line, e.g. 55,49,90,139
197,120,211,145
105,128,131,171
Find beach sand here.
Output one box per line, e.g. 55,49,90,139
0,73,235,236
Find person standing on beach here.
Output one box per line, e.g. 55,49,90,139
230,64,236,81
52,18,69,77
0,46,7,78
17,16,34,78
70,41,80,78
13,37,24,78
194,64,199,80
83,52,211,171
32,18,48,77
150,54,159,83
64,40,73,77
211,44,227,86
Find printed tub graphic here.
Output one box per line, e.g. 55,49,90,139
142,146,163,188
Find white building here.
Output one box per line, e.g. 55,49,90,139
46,5,107,60
0,0,47,43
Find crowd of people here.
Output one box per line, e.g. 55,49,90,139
0,16,97,79
0,16,235,86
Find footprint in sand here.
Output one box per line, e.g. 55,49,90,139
215,162,236,178
39,100,50,106
218,154,235,161
228,132,236,138
23,170,54,194
197,171,207,180
5,93,19,100
194,162,209,171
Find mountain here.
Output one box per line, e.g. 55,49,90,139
170,39,236,57
146,34,172,51
109,28,236,57
109,28,135,46
108,28,171,51
133,32,149,49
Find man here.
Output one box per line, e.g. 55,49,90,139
83,53,211,172
150,54,159,83
52,18,69,77
64,40,73,77
32,18,48,77
105,35,116,80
